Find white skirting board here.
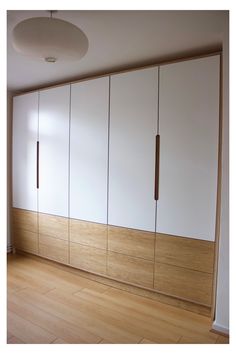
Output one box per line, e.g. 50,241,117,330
212,321,229,335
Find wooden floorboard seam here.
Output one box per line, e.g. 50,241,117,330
9,307,58,343
7,254,228,344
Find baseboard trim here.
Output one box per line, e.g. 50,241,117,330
211,322,229,336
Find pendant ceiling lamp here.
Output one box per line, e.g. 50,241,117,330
12,11,89,63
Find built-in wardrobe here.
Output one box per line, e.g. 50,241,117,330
12,54,220,314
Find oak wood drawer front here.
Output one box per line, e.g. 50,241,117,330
38,213,68,241
108,226,155,261
107,251,154,288
39,234,68,264
14,230,38,255
154,262,213,306
70,242,106,275
70,219,107,249
12,208,37,233
155,234,215,273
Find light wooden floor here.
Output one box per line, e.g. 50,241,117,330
7,253,229,344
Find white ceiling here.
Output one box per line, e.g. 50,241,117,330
7,10,228,92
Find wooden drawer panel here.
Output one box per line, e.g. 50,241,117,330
39,234,68,264
70,219,107,249
154,262,213,306
107,251,154,288
14,230,38,255
155,233,215,273
70,242,106,275
12,208,37,233
38,213,68,241
108,226,155,261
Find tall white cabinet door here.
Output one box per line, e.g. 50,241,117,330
70,77,109,223
12,92,38,211
38,85,70,217
109,68,158,232
156,55,220,241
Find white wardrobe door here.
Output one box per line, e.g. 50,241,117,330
12,92,38,211
157,55,220,241
109,68,158,232
38,85,70,217
70,77,109,223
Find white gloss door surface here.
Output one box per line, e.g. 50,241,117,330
38,85,70,217
109,68,158,232
70,77,109,223
12,92,38,211
157,55,220,241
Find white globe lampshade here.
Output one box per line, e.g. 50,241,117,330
12,17,89,62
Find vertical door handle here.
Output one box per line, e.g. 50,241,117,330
154,135,160,200
36,141,39,189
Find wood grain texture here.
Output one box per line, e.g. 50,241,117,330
70,242,106,275
12,208,37,233
8,253,222,344
98,339,113,344
215,335,229,344
11,212,215,311
70,219,107,249
7,269,55,295
155,233,215,273
8,292,101,344
14,230,38,255
38,213,68,240
107,251,154,288
17,250,212,316
39,235,68,264
108,225,155,260
178,335,218,344
46,288,141,343
51,338,68,344
75,285,219,344
74,289,179,343
7,310,56,344
7,335,25,344
140,338,156,344
154,262,213,306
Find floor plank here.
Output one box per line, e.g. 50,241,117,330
8,292,101,344
139,338,156,344
8,271,55,294
7,335,25,344
178,335,217,344
7,310,56,344
45,288,142,343
93,287,218,342
51,338,68,344
215,335,229,344
98,339,113,344
7,331,14,340
7,253,226,344
74,288,181,343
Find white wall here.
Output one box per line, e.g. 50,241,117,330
7,91,13,252
213,13,229,334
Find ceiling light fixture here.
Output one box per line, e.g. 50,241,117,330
12,11,89,63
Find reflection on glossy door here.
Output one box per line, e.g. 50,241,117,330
38,85,70,217
12,92,38,211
